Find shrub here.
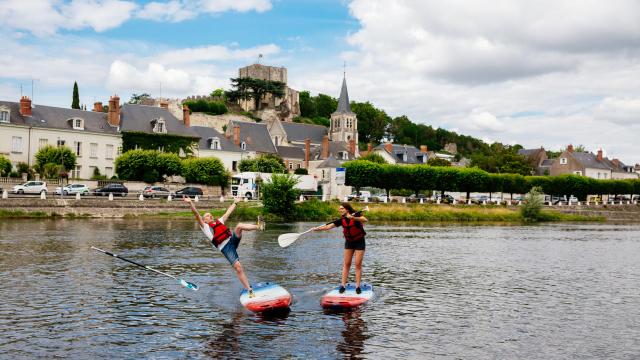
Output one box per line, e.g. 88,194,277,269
360,153,387,164
157,152,183,177
261,173,300,218
0,156,11,177
35,145,76,172
182,157,229,187
182,99,228,115
115,149,158,181
427,158,451,166
238,154,286,173
91,167,107,180
521,186,544,222
294,168,308,175
8,171,20,178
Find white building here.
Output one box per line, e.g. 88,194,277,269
0,97,121,179
191,126,244,172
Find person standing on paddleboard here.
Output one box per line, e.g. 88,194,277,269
313,202,368,294
184,197,265,297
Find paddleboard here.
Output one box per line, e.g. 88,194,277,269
321,283,373,309
240,282,292,313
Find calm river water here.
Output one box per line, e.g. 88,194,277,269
1,219,639,359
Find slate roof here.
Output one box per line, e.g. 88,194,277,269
120,104,199,138
540,159,555,167
374,144,428,164
310,141,356,160
190,126,242,152
332,77,354,115
317,155,342,168
518,148,543,157
228,120,277,154
281,122,328,143
571,152,612,170
0,100,118,135
276,145,305,159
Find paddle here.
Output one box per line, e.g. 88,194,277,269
278,206,369,248
91,246,198,291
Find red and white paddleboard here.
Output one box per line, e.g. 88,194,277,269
321,283,373,309
240,282,292,313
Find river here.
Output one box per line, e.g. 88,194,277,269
1,219,639,359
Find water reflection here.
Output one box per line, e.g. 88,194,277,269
332,310,369,359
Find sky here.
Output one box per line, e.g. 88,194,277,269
1,0,639,163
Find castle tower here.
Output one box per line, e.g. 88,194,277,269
330,76,358,143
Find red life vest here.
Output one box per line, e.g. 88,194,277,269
342,217,366,242
207,220,231,246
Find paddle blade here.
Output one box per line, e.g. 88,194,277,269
180,279,199,291
278,233,301,248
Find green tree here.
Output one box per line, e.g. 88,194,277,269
35,145,76,172
261,173,300,219
351,101,390,144
157,152,183,178
0,155,11,176
521,186,544,221
409,165,437,196
210,88,225,98
225,77,286,111
129,93,151,104
294,168,308,175
360,153,387,164
344,160,383,194
182,157,230,189
456,168,491,201
71,81,80,109
114,149,158,181
182,99,227,115
314,94,338,118
238,154,286,173
427,158,451,167
299,91,317,118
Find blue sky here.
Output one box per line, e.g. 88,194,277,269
1,0,639,162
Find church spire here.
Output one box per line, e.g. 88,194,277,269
334,75,353,114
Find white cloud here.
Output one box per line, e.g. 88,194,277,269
595,97,640,126
137,1,196,22
137,0,272,23
468,110,504,132
0,0,137,36
154,44,280,65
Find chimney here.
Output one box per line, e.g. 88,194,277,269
321,135,329,159
567,144,574,152
233,125,241,146
93,102,103,112
159,99,169,110
420,145,428,153
108,95,120,127
597,149,603,161
384,142,393,153
349,138,356,156
367,143,373,152
612,158,620,168
19,96,32,116
304,138,311,169
182,105,190,127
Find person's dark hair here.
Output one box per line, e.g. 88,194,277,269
341,202,356,214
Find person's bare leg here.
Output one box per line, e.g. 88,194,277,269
232,261,252,292
341,249,355,287
354,250,365,288
234,223,259,239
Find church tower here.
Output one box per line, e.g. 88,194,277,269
329,75,358,143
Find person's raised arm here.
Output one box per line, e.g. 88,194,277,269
184,197,204,227
220,197,239,223
314,223,337,232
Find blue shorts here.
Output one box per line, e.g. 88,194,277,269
220,231,241,265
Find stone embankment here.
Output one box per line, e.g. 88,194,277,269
555,204,640,222
0,197,232,218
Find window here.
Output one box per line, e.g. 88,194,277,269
560,158,567,165
74,141,82,156
105,144,114,159
210,138,220,150
274,136,279,146
117,146,123,156
11,136,22,153
232,161,237,171
296,163,301,169
57,139,65,146
0,110,8,123
341,151,348,160
38,138,48,149
71,165,82,179
289,162,293,170
241,142,247,150
70,118,84,130
322,170,325,179
75,119,82,128
153,119,167,134
89,143,97,158
574,171,582,176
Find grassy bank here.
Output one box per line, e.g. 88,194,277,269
0,201,604,222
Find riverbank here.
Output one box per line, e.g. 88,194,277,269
0,198,613,222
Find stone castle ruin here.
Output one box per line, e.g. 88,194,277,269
237,64,301,122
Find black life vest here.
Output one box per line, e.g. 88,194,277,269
342,217,366,242
207,220,231,246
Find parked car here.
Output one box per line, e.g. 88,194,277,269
375,194,389,202
347,190,372,201
409,194,428,202
142,186,171,198
94,183,128,197
55,183,90,196
12,181,48,194
435,194,454,203
174,186,203,199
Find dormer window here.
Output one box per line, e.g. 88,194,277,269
560,158,567,165
151,118,167,134
241,141,247,150
210,137,221,150
416,154,426,163
0,109,9,123
67,118,84,130
340,151,348,160
396,152,407,161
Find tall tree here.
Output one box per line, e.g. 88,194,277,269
351,101,390,144
71,81,80,109
225,78,285,111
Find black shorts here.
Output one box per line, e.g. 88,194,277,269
344,238,365,250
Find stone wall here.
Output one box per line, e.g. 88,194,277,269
189,113,255,133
